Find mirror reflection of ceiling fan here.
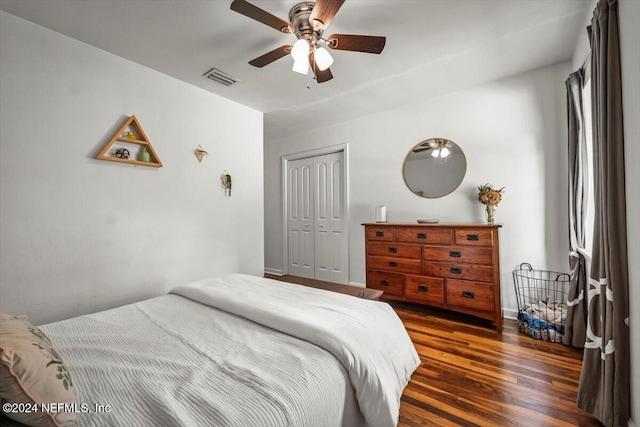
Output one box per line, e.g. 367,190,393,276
413,139,452,158
230,0,386,83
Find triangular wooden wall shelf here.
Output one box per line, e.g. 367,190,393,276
96,115,163,167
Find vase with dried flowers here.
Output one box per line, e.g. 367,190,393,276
477,183,505,224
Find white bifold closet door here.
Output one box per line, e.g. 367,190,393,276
287,151,347,284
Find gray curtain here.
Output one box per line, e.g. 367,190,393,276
564,71,589,348
577,1,630,426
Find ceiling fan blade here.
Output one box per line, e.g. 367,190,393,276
230,0,293,33
249,45,292,67
309,52,333,83
309,0,345,30
327,34,386,54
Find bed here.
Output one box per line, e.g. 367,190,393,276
1,274,420,427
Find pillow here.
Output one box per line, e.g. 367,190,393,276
0,313,77,427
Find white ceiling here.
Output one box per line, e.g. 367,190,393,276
0,0,591,140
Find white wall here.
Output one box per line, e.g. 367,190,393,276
0,12,264,325
571,0,598,70
619,2,640,425
265,62,571,316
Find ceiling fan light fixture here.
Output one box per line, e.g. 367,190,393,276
440,147,450,158
230,0,386,84
314,46,334,71
292,58,309,75
431,149,440,158
291,39,310,61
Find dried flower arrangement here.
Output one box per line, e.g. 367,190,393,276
477,183,505,205
477,183,505,223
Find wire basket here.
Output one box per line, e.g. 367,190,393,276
512,263,570,342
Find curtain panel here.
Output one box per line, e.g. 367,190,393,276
577,1,630,425
564,71,589,348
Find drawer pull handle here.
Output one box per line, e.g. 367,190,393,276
449,251,461,257
388,247,398,253
450,267,462,274
389,261,398,267
375,231,384,237
466,234,480,241
416,233,427,239
379,280,389,286
417,285,429,293
462,291,475,298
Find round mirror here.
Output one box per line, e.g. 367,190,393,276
402,138,467,198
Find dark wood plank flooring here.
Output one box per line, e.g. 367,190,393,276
266,275,602,427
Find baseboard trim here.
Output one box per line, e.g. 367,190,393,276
349,281,365,288
264,268,283,276
503,308,518,320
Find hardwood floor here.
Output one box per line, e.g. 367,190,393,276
266,275,602,427
394,302,601,427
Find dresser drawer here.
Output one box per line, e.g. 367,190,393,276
366,227,394,241
454,229,493,246
362,222,502,333
367,256,422,274
423,246,493,265
446,280,495,312
423,261,494,282
367,242,421,259
395,227,453,244
404,275,444,304
367,270,403,296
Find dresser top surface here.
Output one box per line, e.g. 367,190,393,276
362,222,502,228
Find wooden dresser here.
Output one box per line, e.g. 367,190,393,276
363,223,502,332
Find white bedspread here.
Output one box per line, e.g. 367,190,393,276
171,274,420,427
41,289,365,426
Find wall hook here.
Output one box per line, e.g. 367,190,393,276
194,145,208,163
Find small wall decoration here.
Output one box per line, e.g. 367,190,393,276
96,115,163,167
194,145,208,163
221,171,232,196
114,148,130,159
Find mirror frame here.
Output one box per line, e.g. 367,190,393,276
402,138,467,199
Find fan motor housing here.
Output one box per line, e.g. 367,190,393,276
289,2,322,42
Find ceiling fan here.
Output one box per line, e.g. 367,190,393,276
413,139,452,158
230,0,386,83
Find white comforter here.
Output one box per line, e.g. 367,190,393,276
42,290,363,426
171,274,420,427
40,274,419,427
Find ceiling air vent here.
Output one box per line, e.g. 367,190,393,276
203,68,238,87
